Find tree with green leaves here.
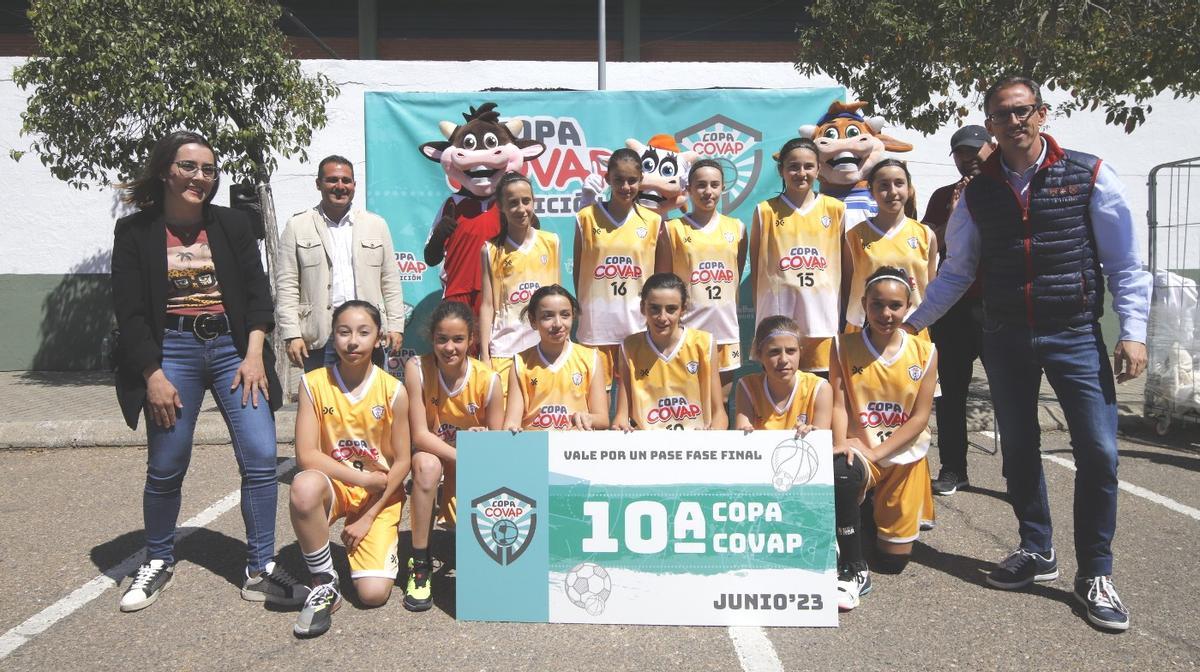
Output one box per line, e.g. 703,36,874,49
11,0,338,381
794,0,1200,134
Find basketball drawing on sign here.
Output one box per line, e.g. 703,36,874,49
770,436,819,492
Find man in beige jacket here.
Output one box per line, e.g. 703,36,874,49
277,155,405,371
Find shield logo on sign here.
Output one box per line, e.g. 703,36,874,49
471,486,538,566
674,114,763,212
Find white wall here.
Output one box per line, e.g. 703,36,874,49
2,57,1198,276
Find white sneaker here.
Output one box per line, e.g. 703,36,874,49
241,561,308,605
119,559,174,612
837,564,871,612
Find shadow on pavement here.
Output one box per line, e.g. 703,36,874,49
91,527,249,591
908,542,995,588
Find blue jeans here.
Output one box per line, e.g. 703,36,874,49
144,330,278,573
981,320,1119,577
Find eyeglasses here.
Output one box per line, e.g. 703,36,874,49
173,160,218,179
985,104,1043,125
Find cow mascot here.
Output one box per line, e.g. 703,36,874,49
421,102,546,312
581,134,700,218
800,100,912,226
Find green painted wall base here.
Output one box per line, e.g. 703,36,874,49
0,273,113,371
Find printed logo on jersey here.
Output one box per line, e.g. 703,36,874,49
675,114,764,211
778,247,829,271
908,364,922,381
635,226,648,239
593,255,643,280
471,486,538,566
690,260,736,285
540,254,548,265
436,423,459,443
571,372,584,386
821,215,832,229
907,236,919,250
530,404,572,429
507,281,542,305
723,231,736,243
371,405,385,420
331,438,381,464
646,396,703,426
686,360,700,375
859,401,909,429
467,402,480,415
394,251,429,282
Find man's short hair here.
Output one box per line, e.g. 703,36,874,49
982,76,1043,114
317,155,354,179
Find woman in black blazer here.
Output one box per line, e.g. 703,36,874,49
111,131,305,612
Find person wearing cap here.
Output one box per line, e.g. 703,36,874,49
904,76,1150,632
922,125,993,497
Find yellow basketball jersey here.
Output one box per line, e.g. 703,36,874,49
514,341,599,430
417,354,498,446
753,194,845,337
836,330,935,466
665,213,744,343
738,371,826,430
622,327,713,430
485,229,561,357
575,203,661,345
302,365,399,472
844,217,933,328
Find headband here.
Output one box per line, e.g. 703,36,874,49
764,329,801,341
865,274,912,291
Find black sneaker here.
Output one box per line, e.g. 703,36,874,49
1074,576,1130,631
293,580,342,638
931,470,969,496
242,561,309,606
119,559,175,612
986,547,1058,590
403,558,433,612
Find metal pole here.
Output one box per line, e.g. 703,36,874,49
598,0,607,90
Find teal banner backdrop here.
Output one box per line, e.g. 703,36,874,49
456,430,837,626
363,88,844,362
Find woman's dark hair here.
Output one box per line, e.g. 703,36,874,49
607,147,643,177
331,299,382,332
752,315,802,355
521,284,581,324
428,300,477,340
121,131,220,209
866,158,917,218
639,272,689,310
773,138,820,193
687,158,725,185
864,265,913,296
493,171,541,246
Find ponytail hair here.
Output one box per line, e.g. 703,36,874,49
521,284,581,325
427,300,477,342
493,171,541,246
773,138,820,194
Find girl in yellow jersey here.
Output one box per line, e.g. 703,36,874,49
751,138,847,373
503,285,609,431
830,266,939,609
613,273,727,431
574,148,662,388
290,300,412,637
403,301,503,611
842,159,938,332
480,172,561,395
734,315,874,613
656,159,747,393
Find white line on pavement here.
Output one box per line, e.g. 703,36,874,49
0,457,297,660
977,431,1200,522
728,626,785,672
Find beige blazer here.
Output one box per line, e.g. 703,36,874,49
276,206,405,348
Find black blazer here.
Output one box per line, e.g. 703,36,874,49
111,204,282,429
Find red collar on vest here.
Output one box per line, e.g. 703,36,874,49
979,133,1066,180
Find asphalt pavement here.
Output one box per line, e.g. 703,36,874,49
0,366,1197,670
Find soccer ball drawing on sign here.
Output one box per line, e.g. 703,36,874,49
564,562,612,616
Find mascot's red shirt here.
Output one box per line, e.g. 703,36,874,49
438,193,500,311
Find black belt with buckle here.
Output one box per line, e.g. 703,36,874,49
168,313,230,340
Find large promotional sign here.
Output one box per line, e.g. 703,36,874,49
456,430,837,627
363,88,844,360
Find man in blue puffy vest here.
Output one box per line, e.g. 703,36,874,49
905,76,1151,632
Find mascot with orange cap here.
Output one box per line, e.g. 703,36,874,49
581,134,701,218
800,100,913,226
